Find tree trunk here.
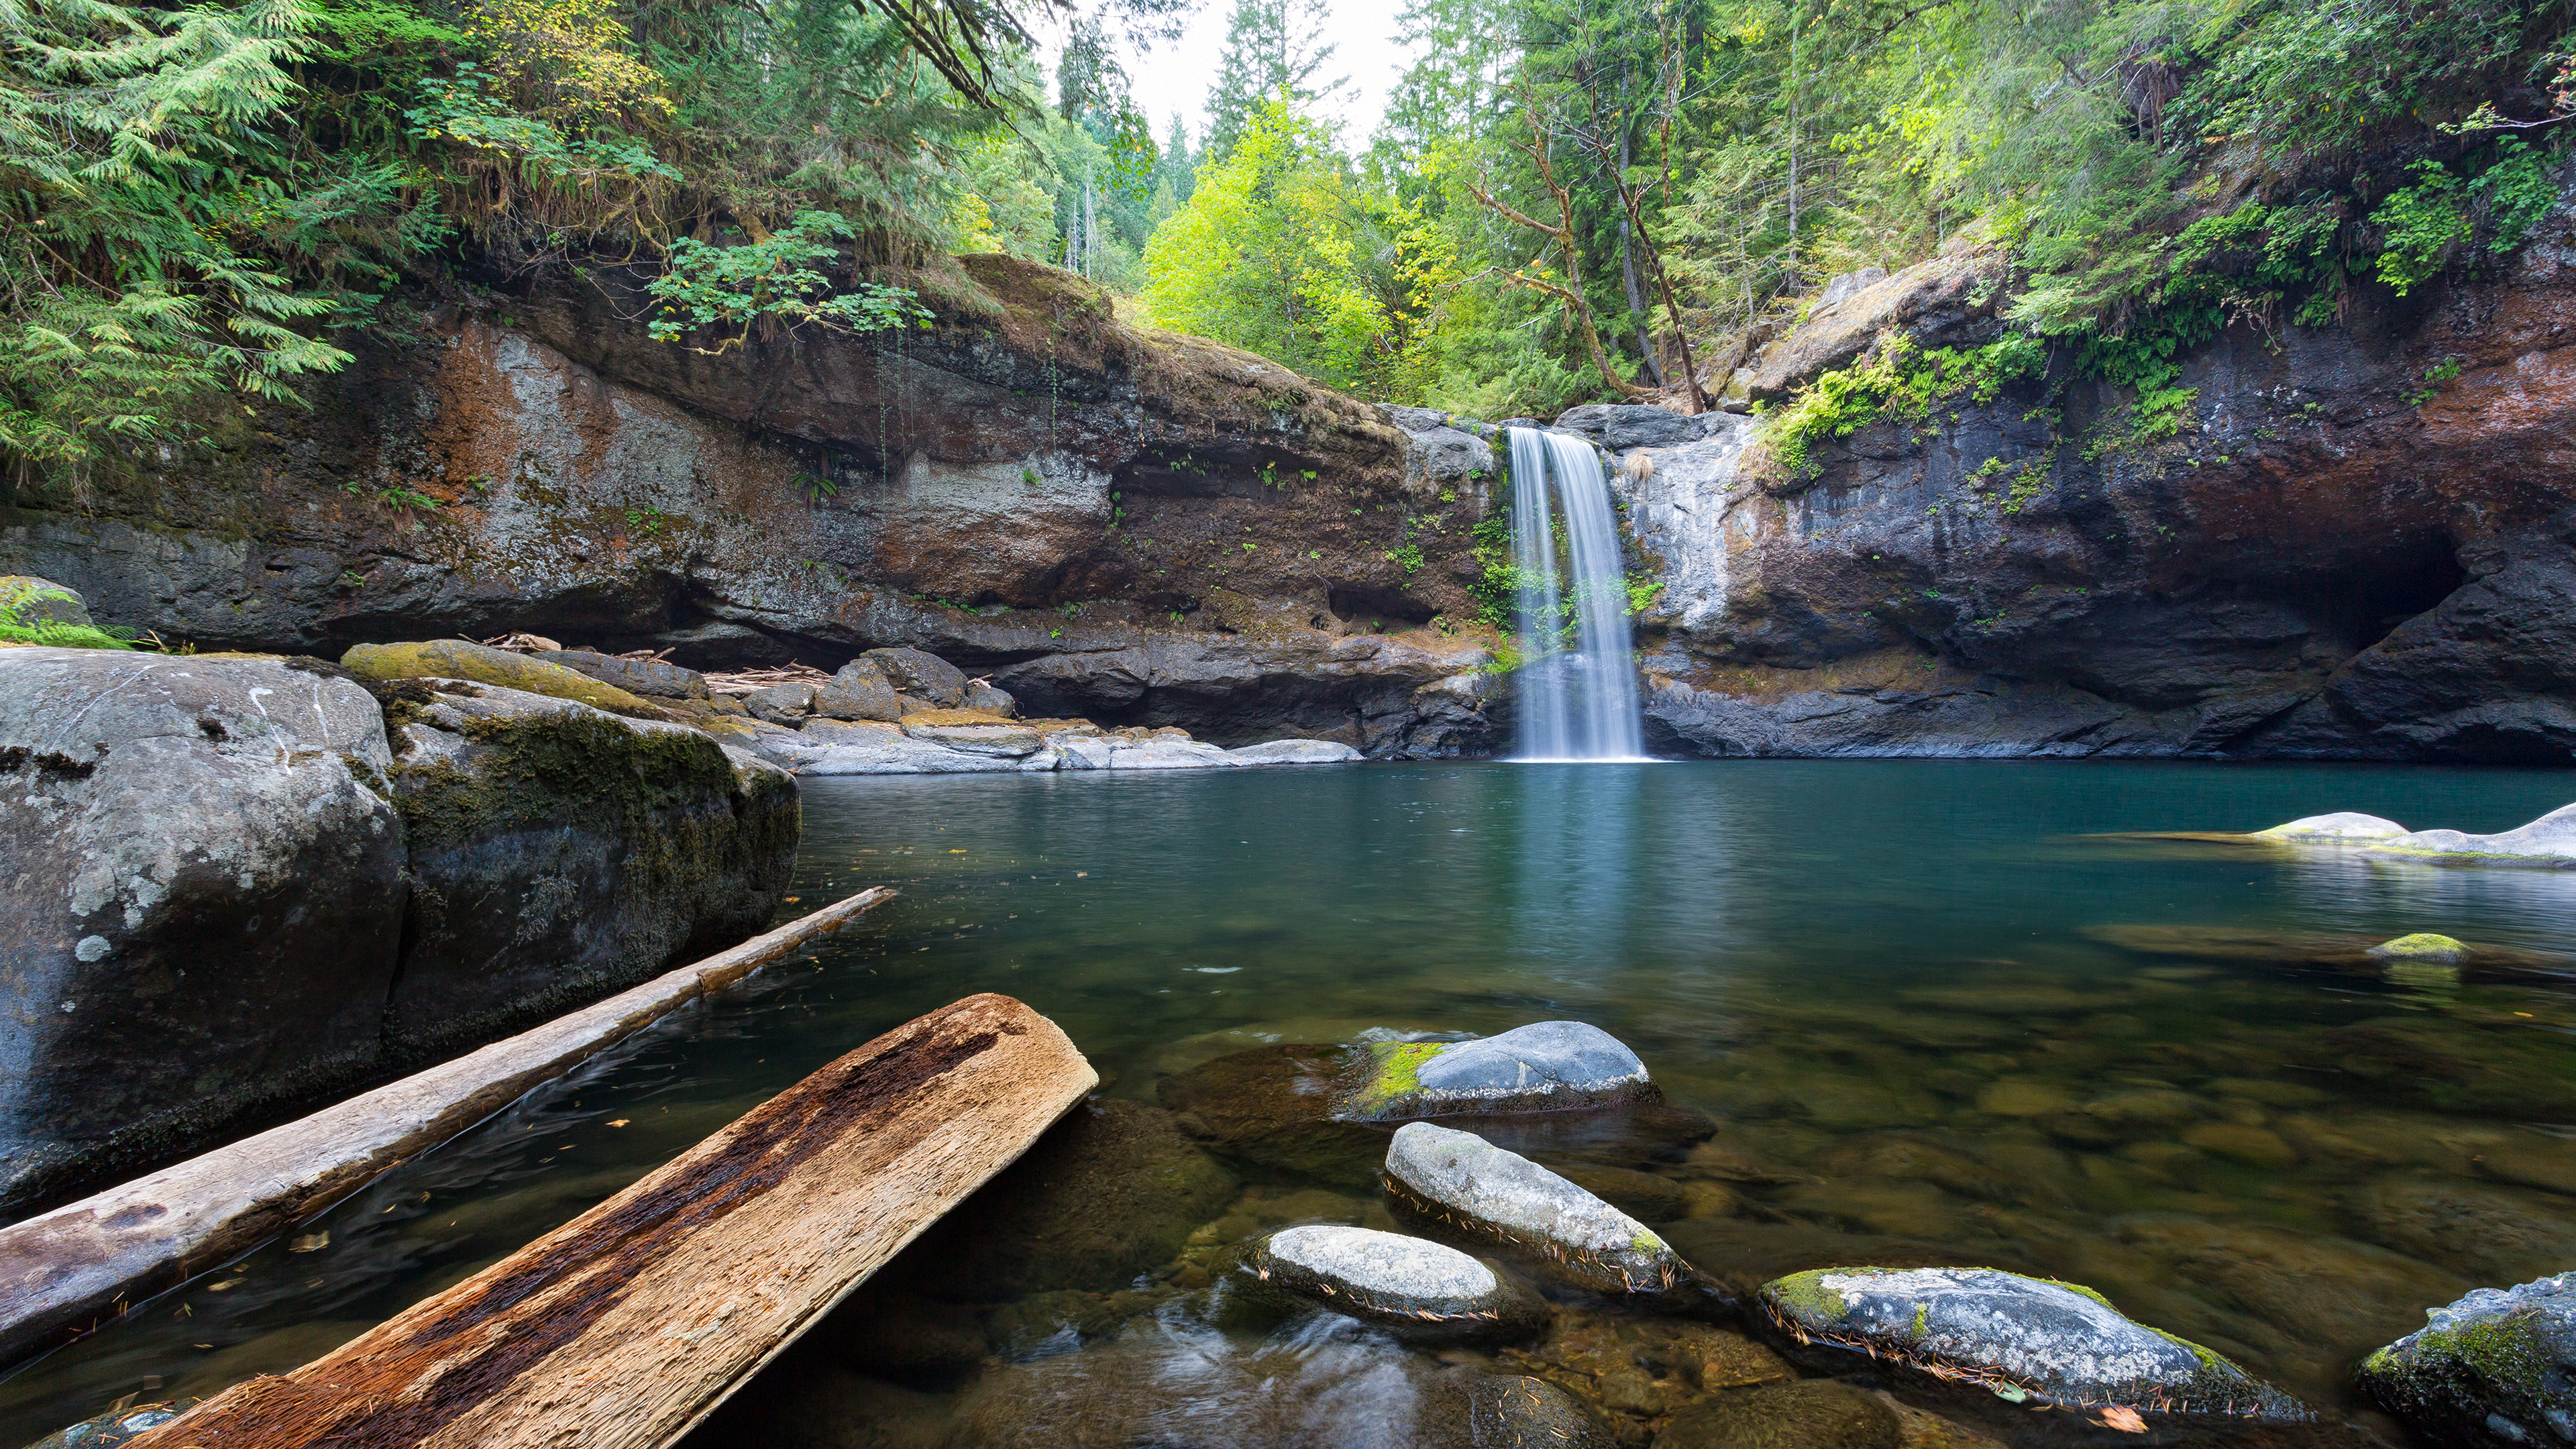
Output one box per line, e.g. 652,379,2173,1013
1616,127,1664,388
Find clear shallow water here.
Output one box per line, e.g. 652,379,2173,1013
11,761,2576,1443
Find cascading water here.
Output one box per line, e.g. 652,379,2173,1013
1506,427,1646,761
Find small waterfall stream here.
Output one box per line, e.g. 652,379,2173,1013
1506,427,1646,761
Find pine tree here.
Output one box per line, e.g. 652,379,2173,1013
1203,0,1352,161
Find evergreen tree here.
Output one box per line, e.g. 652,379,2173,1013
1203,0,1354,160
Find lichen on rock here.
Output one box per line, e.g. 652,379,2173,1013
343,639,665,721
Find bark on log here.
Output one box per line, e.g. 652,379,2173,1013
0,888,896,1371
123,993,1095,1449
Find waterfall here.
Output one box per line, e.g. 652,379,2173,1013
1505,427,1646,761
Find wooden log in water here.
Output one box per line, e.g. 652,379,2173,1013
0,887,896,1371
125,992,1096,1449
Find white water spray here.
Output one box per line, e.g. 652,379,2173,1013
1506,427,1646,761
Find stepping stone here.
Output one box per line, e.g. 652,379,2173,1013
1383,1122,1709,1299
1238,1224,1547,1342
1341,1021,1652,1120
1758,1266,2307,1418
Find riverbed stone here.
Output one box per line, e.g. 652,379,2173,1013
1238,1225,1548,1342
1383,1122,1706,1297
1757,1265,2306,1417
1419,1372,1617,1449
342,639,665,720
2359,1273,2576,1448
2371,932,2471,963
1159,1042,1393,1185
890,1097,1236,1300
0,649,406,1214
2341,1177,2576,1284
374,678,798,1060
1656,1379,1900,1449
1339,1020,1652,1120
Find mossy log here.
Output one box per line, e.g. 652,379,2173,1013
0,888,893,1371
125,993,1097,1449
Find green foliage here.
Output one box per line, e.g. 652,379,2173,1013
0,584,136,648
645,210,931,350
1760,333,2047,480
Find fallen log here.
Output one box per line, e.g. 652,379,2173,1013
0,886,896,1371
127,993,1095,1449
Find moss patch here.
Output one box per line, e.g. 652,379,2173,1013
1344,1040,1448,1117
343,640,665,720
2371,932,2469,961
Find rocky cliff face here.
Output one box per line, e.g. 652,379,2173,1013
1610,184,2576,761
0,256,1503,755
7,187,2572,761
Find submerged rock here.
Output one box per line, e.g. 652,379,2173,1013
1655,1379,1898,1449
2359,1273,2576,1448
890,1097,1236,1300
2371,932,2471,963
342,639,664,719
1757,1266,2306,1418
1159,1042,1393,1185
1383,1122,1707,1298
1340,1021,1652,1121
1238,1226,1548,1343
1419,1372,1616,1449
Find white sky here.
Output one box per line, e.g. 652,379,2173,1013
1039,0,1415,154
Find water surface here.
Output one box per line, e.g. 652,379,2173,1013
10,760,2576,1442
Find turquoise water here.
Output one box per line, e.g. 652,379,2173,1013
9,759,2576,1442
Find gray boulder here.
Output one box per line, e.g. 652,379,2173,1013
962,679,1018,716
900,716,1044,757
2253,811,2410,841
2255,804,2576,867
1383,1122,1703,1296
744,680,816,724
539,650,708,700
0,649,406,1214
1552,405,1709,451
813,659,904,722
1237,1225,1547,1342
1228,739,1365,765
2360,1273,2576,1446
1340,1020,1651,1120
791,734,1058,775
376,679,797,1059
1055,734,1115,769
1759,1266,2306,1418
862,646,967,707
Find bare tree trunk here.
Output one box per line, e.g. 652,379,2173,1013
1616,126,1664,388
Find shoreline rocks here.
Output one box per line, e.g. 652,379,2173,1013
2359,1273,2576,1447
2254,803,2576,868
1238,1225,1548,1343
1383,1123,1709,1299
1758,1266,2307,1419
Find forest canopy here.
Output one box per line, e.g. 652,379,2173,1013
3,0,2569,483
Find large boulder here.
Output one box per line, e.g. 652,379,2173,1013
1552,405,1709,452
2359,1273,2576,1448
1758,1266,2306,1418
812,659,904,722
1340,1021,1652,1120
343,640,663,720
2253,803,2576,867
0,649,407,1214
1383,1122,1707,1298
862,647,967,708
1236,1225,1549,1343
372,678,797,1058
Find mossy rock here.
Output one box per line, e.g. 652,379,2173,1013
2369,932,2469,963
2359,1274,2576,1448
343,640,665,720
1758,1267,2304,1418
1155,1042,1393,1186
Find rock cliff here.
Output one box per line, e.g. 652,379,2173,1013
0,255,1503,755
7,182,2573,760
